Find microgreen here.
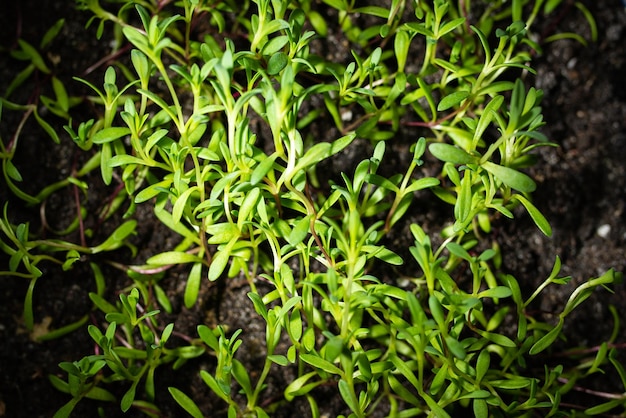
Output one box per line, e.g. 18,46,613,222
2,0,624,417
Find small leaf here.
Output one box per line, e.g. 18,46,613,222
208,242,234,281
438,91,469,111
473,398,488,418
482,161,536,192
184,263,203,309
530,319,564,355
121,383,137,412
284,371,322,400
475,350,490,384
489,378,532,389
513,194,552,236
288,216,310,246
428,295,446,328
147,251,201,265
300,353,342,375
268,355,289,366
251,153,278,185
267,52,289,75
5,160,23,181
445,335,466,359
429,143,476,164
338,379,359,414
92,127,131,144
232,359,253,397
205,222,240,244
197,325,219,350
91,220,137,253
169,387,204,418
478,286,512,299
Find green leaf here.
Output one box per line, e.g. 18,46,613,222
585,398,626,416
91,220,137,253
429,143,476,164
530,319,563,355
169,387,204,418
446,242,471,261
232,359,253,397
423,392,451,418
438,17,466,37
473,96,504,148
475,329,516,347
53,399,80,418
206,222,240,244
475,350,490,384
121,382,137,412
268,354,289,366
284,371,322,401
184,263,203,309
147,251,201,265
473,398,488,418
428,295,445,328
267,52,289,75
445,335,466,359
172,187,198,224
371,247,403,265
5,160,23,181
92,127,131,144
198,325,219,350
482,161,536,193
108,155,147,167
300,353,343,375
478,286,512,299
237,188,261,228
338,379,359,414
85,386,116,402
248,292,268,320
17,39,49,73
33,107,60,143
288,216,310,246
251,153,278,185
438,91,469,111
200,370,230,401
489,378,532,389
208,239,236,281
512,195,552,236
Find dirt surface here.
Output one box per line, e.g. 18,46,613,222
1,1,625,417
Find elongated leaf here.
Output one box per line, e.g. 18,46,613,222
438,91,469,111
172,187,198,224
251,153,278,185
147,251,201,265
473,96,504,148
529,319,563,355
482,161,536,192
513,195,552,236
33,107,60,143
288,216,310,246
197,325,219,350
429,143,476,164
285,371,322,400
184,263,203,309
338,379,359,414
208,240,236,281
108,154,148,167
91,220,137,253
92,127,131,144
300,353,342,375
169,387,204,418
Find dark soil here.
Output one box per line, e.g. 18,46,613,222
1,1,625,417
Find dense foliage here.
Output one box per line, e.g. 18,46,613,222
1,1,623,417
